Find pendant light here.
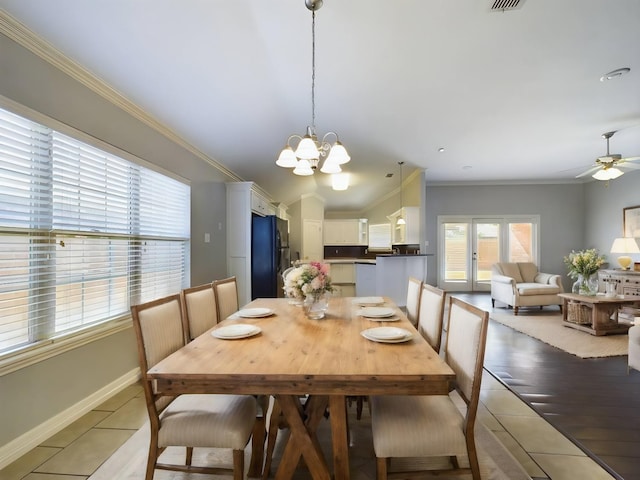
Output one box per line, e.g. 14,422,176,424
275,0,351,176
397,161,406,225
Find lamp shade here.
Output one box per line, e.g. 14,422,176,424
294,135,320,160
276,146,298,168
610,237,640,270
326,141,351,164
293,159,314,176
320,158,342,174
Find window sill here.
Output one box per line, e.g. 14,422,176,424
0,316,133,377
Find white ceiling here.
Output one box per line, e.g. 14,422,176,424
1,0,639,211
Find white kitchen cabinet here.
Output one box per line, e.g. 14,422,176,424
324,219,368,245
328,261,356,297
251,190,275,216
388,207,419,245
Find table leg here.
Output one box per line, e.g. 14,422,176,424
329,395,350,480
275,395,331,480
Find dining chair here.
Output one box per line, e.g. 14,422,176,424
370,296,489,480
405,276,423,326
416,283,446,353
130,293,257,480
180,282,219,341
213,276,239,321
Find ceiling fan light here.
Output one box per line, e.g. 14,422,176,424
592,167,624,181
276,146,298,168
293,159,314,176
295,135,320,160
327,141,351,164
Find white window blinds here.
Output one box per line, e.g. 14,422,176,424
0,107,190,353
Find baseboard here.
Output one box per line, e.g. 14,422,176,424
0,367,140,469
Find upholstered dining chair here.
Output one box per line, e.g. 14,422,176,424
405,276,423,326
213,276,239,321
180,282,219,341
130,294,257,480
370,296,489,480
416,283,446,353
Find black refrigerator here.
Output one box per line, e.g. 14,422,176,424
251,214,290,299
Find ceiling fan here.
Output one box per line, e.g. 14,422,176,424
576,131,640,180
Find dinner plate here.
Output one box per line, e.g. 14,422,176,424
359,307,396,318
211,324,261,339
355,296,385,306
236,307,274,318
361,327,412,343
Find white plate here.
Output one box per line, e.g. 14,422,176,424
236,308,274,318
359,307,396,318
361,327,412,343
211,324,261,339
355,296,385,306
366,316,400,322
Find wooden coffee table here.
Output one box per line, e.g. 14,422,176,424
558,292,640,336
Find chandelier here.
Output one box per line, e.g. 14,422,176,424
276,0,351,176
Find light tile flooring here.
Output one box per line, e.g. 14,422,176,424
0,371,614,480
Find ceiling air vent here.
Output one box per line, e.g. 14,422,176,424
490,0,526,11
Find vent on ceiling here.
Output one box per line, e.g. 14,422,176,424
490,0,526,11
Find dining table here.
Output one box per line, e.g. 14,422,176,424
147,296,455,480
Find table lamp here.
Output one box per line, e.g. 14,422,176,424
610,237,640,270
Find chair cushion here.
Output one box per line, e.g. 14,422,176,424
497,263,523,283
158,393,257,449
518,263,538,283
371,394,467,458
517,283,560,296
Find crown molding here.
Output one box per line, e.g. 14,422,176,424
0,11,242,183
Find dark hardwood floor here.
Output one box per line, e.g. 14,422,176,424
456,292,640,480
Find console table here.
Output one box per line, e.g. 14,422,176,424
558,292,640,336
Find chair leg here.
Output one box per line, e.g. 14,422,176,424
262,399,283,480
186,446,193,466
145,437,159,480
233,449,244,480
376,457,388,480
356,396,363,420
514,306,519,315
491,298,495,307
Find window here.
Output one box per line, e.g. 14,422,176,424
0,106,190,354
368,223,392,251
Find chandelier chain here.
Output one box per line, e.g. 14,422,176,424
311,9,316,132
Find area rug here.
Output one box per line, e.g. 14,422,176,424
90,406,529,480
491,312,628,358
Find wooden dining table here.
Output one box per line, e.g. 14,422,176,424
147,296,455,480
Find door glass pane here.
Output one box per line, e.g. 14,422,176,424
444,223,468,282
475,223,499,283
508,223,533,262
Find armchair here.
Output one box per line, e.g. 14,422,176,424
491,262,563,315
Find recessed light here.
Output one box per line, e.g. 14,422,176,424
438,147,445,153
600,67,630,82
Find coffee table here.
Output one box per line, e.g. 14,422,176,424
558,292,640,336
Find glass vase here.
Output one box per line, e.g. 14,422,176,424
572,274,598,296
303,292,329,320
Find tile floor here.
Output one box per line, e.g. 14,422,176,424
0,368,615,480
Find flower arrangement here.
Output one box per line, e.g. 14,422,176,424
563,248,606,279
283,261,335,300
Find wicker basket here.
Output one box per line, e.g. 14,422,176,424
567,302,591,325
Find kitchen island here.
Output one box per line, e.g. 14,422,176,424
355,254,432,307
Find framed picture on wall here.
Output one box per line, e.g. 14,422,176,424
623,205,640,237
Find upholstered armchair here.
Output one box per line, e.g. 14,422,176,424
491,262,563,315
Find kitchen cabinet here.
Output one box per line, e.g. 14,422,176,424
328,261,356,297
251,190,275,216
324,219,368,245
388,207,419,245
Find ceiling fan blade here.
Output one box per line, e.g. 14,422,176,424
621,156,640,162
620,162,640,171
575,166,602,178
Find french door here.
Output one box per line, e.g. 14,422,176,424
438,216,539,292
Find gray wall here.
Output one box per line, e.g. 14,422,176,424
424,183,587,289
584,171,640,267
0,32,231,451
